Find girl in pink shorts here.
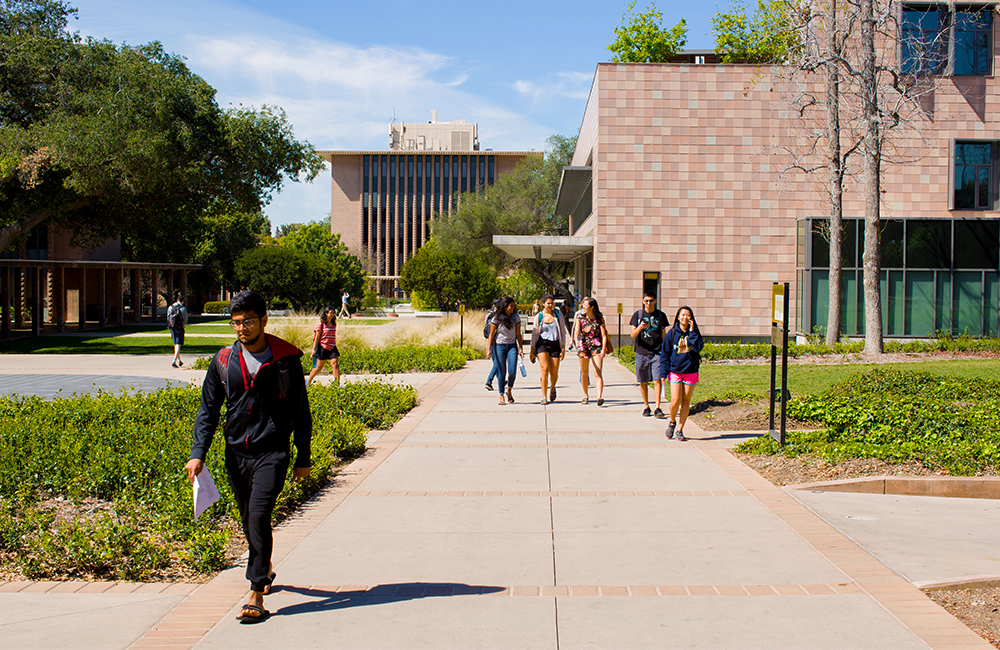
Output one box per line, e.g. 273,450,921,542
659,306,704,441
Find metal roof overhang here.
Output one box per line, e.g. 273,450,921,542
492,235,593,262
554,166,592,216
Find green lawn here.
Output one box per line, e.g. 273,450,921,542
0,336,229,356
698,359,1000,401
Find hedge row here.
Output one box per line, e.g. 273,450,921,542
735,368,1000,476
0,380,417,580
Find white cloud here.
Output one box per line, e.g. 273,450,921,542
514,70,594,103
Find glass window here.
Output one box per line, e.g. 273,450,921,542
811,220,830,267
906,220,951,268
954,142,993,209
901,5,945,74
905,271,937,336
881,219,904,267
842,219,858,268
954,220,999,269
954,7,992,75
954,271,984,335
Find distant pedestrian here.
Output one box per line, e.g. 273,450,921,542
484,297,502,391
530,293,566,404
307,306,340,386
338,291,351,319
629,292,669,418
487,296,523,405
572,297,612,405
167,290,188,368
530,300,541,317
186,290,311,624
659,305,704,442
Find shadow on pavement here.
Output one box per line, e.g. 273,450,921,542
272,583,506,616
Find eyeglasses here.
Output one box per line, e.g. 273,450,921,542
229,318,260,330
642,299,656,304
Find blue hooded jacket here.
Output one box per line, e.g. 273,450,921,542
658,323,704,378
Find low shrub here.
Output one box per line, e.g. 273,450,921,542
0,380,416,580
339,344,477,374
734,368,1000,476
203,301,229,314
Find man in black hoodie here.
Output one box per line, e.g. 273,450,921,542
185,290,312,624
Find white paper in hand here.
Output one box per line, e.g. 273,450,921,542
193,467,221,521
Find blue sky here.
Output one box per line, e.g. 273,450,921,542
71,0,720,230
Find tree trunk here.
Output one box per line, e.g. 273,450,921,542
860,0,884,356
825,0,844,347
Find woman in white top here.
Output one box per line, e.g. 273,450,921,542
529,293,566,405
486,296,523,405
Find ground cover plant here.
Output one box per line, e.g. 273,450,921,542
0,380,417,581
734,368,1000,476
0,336,232,356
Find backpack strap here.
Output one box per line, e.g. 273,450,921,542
216,347,232,399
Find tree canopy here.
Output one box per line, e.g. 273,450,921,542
607,1,687,63
0,0,324,256
279,220,366,307
399,239,498,311
432,134,577,295
711,0,804,64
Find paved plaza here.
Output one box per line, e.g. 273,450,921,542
0,355,995,649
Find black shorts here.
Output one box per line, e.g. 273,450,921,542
535,338,562,357
316,345,340,360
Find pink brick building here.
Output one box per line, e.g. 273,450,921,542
548,45,1000,339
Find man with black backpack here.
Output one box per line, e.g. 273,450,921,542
185,290,311,624
167,290,188,368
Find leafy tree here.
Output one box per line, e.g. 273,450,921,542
280,220,366,309
399,239,498,311
499,269,548,305
188,208,271,296
0,1,324,255
712,0,804,64
607,1,687,63
432,134,577,296
234,246,312,309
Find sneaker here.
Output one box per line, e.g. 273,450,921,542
675,431,687,442
485,382,494,391
171,361,179,368
597,398,604,407
653,408,665,419
642,407,652,417
665,421,676,439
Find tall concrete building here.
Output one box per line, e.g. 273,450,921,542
319,112,537,294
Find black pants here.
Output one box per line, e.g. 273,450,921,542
225,448,289,592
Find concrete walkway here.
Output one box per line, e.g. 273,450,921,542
0,357,995,649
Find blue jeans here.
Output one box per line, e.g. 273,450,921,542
487,343,500,385
495,343,519,393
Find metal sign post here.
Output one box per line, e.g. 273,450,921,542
458,303,465,348
768,282,790,445
617,302,623,351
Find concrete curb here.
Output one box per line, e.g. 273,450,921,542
916,576,1000,592
787,476,1000,499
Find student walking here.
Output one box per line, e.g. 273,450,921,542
530,293,566,404
307,306,341,386
571,297,612,405
338,291,351,319
629,292,669,417
167,290,188,368
185,290,312,624
659,305,704,442
484,298,502,391
487,296,523,405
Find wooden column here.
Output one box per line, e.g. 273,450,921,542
31,267,42,336
98,267,107,328
55,267,66,333
113,267,124,326
78,267,87,331
14,268,23,329
166,269,175,314
180,271,189,313
1,267,10,340
131,269,141,323
150,267,159,321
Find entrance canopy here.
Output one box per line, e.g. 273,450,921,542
492,235,593,261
